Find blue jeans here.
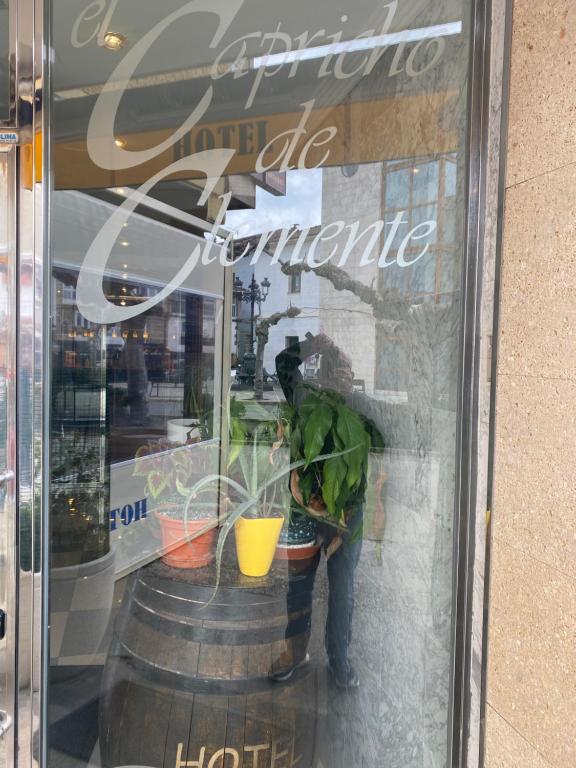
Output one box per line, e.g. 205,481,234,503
322,506,363,677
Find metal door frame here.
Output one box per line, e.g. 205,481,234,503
0,0,46,765
1,0,510,765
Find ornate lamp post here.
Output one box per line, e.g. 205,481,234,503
233,274,271,355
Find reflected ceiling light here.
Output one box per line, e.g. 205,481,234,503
413,167,421,174
115,137,127,148
103,32,127,51
253,21,462,68
120,300,126,306
120,240,129,247
122,263,128,269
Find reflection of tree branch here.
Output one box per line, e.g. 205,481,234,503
280,261,408,322
254,306,302,399
279,260,460,341
280,260,461,452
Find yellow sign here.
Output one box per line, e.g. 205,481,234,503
22,132,43,190
54,91,458,190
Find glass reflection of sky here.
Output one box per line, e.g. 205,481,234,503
227,168,322,237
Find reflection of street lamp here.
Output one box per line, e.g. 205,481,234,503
233,275,271,354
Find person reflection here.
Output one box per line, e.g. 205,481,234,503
122,315,149,425
272,332,365,690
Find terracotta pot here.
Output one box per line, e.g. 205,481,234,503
155,509,216,569
275,541,320,561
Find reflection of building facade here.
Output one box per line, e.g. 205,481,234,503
232,228,321,371
317,156,461,398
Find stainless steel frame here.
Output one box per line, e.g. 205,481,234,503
1,0,511,765
0,143,18,768
1,0,39,766
0,0,17,129
450,0,511,766
0,0,48,765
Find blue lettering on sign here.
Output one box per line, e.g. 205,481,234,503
121,504,134,526
109,497,147,531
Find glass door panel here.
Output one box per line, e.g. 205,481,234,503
0,0,11,122
0,147,16,766
47,1,475,767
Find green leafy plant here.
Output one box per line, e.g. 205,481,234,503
290,387,384,527
184,380,214,440
133,439,217,518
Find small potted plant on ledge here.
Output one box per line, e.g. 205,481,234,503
133,439,218,568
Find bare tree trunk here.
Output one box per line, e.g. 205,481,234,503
254,307,301,399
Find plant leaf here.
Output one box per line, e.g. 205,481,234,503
147,471,166,500
321,455,347,517
198,495,258,609
303,401,333,468
335,404,368,489
298,470,314,505
186,473,251,502
228,417,247,468
326,534,343,559
290,423,302,461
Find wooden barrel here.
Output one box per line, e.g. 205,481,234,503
100,548,320,768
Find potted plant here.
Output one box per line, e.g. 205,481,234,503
167,383,214,444
133,439,218,569
186,396,360,595
275,507,320,561
185,398,300,580
226,398,291,577
288,386,385,555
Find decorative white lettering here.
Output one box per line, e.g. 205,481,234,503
396,221,436,267
86,0,242,171
76,150,233,324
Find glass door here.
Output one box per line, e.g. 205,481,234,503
0,144,17,768
41,1,485,767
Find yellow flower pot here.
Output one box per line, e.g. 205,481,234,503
235,516,284,577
